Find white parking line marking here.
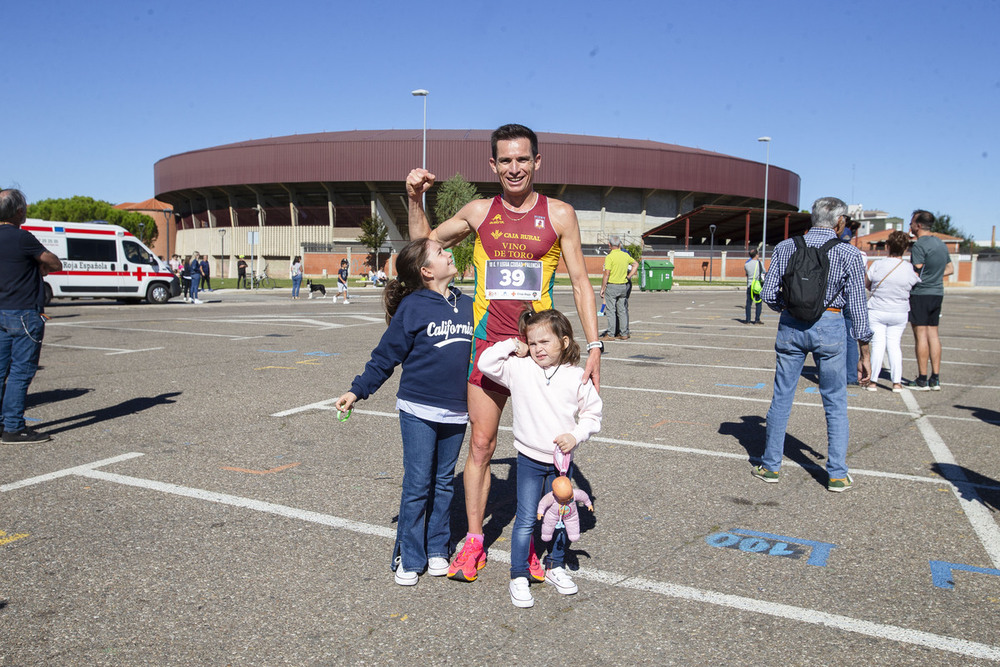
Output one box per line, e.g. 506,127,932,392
49,323,263,340
901,390,1000,569
44,343,164,355
273,406,1000,492
600,356,1000,393
0,452,144,493
600,339,996,367
4,453,997,661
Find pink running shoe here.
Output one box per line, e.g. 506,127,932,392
527,537,545,582
447,536,487,582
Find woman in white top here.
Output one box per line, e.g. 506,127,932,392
865,230,920,392
290,256,303,299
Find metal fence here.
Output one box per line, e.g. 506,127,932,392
974,255,1000,286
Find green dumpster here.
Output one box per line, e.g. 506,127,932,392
639,259,674,292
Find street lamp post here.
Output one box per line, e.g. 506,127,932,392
218,229,226,282
709,224,717,283
758,136,771,263
411,89,429,209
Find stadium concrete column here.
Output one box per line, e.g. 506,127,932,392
641,189,654,230
321,183,337,231
284,184,299,263
600,186,614,237
201,193,217,229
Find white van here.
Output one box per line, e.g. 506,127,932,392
23,220,181,305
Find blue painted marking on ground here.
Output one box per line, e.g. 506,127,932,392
706,531,806,560
929,559,1000,589
303,351,339,357
731,528,837,566
716,382,766,390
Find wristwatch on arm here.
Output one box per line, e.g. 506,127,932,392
587,340,604,353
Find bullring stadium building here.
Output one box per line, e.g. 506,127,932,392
153,129,802,276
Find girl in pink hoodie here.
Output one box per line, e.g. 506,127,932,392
478,309,602,608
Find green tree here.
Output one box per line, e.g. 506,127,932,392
433,173,481,279
28,196,158,245
358,214,389,272
625,243,643,264
932,212,975,251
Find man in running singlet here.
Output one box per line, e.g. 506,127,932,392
406,124,601,584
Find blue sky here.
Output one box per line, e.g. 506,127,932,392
5,0,998,244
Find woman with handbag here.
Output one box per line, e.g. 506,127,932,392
865,230,920,392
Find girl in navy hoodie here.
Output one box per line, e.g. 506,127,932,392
335,238,474,586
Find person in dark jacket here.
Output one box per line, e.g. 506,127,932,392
0,188,63,443
199,256,211,291
188,251,204,303
335,237,473,586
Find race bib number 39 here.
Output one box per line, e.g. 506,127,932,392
484,260,543,300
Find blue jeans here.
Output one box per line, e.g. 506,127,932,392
291,274,302,297
189,275,200,300
843,312,858,385
511,453,571,579
392,410,466,573
745,286,762,323
0,310,45,432
762,310,850,480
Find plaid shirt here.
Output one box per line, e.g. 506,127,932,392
761,227,872,342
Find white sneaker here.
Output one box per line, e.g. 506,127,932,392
509,577,534,608
544,567,578,595
343,300,351,305
865,384,877,392
427,557,449,576
193,299,204,304
394,568,418,586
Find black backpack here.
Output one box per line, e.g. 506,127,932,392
781,236,842,322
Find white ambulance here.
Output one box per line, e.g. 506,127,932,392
23,220,181,305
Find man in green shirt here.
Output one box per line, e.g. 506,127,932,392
906,210,954,390
599,235,638,341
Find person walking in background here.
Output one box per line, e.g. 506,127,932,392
864,230,920,392
906,210,953,390
334,238,473,586
335,259,351,304
0,188,63,444
753,197,872,493
188,251,204,304
199,255,212,291
744,248,764,324
598,235,638,341
180,255,192,302
290,255,303,299
840,216,864,385
237,256,248,289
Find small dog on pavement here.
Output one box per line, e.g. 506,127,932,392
306,280,326,298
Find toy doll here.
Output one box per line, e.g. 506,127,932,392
537,475,593,543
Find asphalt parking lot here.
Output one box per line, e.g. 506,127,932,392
2,285,999,665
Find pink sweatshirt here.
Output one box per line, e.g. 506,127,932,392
477,338,603,463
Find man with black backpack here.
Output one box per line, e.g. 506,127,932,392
752,197,872,493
